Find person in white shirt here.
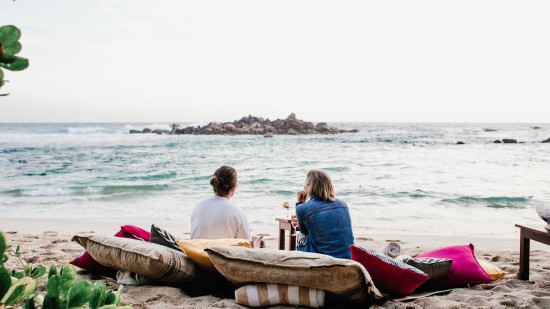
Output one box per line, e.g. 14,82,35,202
191,165,264,247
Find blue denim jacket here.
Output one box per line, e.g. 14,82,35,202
296,196,354,259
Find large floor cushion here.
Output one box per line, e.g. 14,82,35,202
72,235,199,286
176,238,251,272
205,246,383,303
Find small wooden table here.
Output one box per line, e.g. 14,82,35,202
276,218,297,250
515,224,550,280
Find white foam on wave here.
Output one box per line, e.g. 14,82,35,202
22,188,75,197
67,127,124,135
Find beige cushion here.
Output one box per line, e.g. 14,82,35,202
205,246,383,303
72,235,199,286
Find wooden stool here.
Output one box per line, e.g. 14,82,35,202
276,218,297,250
515,224,550,280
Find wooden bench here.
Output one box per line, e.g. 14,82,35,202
276,218,296,250
515,224,550,280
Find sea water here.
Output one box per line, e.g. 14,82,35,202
0,122,548,238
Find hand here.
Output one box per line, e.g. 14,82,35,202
297,190,307,204
251,235,266,249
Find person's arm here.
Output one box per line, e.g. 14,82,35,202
296,205,308,236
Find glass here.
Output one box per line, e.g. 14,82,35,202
283,201,290,218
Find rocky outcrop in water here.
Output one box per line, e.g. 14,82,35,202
130,113,357,135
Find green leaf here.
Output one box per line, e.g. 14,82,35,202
89,282,107,309
0,55,28,71
0,271,11,300
0,68,4,89
48,264,57,278
42,295,58,309
0,25,22,55
3,284,25,305
104,291,116,305
0,232,6,259
1,255,8,264
13,272,24,279
45,275,60,299
16,245,21,257
24,297,36,309
31,267,46,279
1,277,37,305
114,285,123,306
24,263,32,276
67,280,93,308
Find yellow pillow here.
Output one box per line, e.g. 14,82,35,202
477,259,506,280
176,238,251,272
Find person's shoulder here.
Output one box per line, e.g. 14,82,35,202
333,198,348,207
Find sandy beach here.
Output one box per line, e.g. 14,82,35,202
2,218,550,308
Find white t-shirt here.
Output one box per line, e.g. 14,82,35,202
190,195,251,241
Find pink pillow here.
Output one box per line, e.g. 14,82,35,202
350,245,428,295
416,244,492,288
70,225,150,275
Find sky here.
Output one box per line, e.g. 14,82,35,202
0,0,549,123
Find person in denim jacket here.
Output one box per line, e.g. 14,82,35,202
293,169,354,259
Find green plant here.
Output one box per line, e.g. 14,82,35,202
0,232,131,309
0,25,29,96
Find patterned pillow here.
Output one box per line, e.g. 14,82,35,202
403,257,453,282
149,224,184,253
350,245,428,295
235,284,324,308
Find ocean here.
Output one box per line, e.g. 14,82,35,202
1,122,548,238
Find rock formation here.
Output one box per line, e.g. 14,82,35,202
131,113,357,136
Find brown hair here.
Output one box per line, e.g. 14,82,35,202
210,165,237,197
306,169,335,202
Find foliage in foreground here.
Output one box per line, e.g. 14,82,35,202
0,231,131,309
0,25,29,96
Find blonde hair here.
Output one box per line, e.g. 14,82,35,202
306,169,335,202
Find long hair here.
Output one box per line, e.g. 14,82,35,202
306,169,335,202
210,165,237,197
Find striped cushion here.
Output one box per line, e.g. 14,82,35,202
149,224,184,253
404,257,453,282
235,284,324,308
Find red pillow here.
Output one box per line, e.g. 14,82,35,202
416,244,492,288
350,245,428,295
70,225,150,275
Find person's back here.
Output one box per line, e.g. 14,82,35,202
296,197,353,259
191,195,250,240
190,165,252,242
294,169,354,259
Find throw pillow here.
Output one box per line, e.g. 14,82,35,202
149,224,184,253
235,283,325,308
403,257,453,282
176,238,250,272
477,259,506,281
72,235,199,286
416,244,492,288
204,246,383,303
350,245,428,295
70,225,150,275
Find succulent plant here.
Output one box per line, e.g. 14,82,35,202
0,25,29,95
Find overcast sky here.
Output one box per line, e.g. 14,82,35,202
0,1,549,123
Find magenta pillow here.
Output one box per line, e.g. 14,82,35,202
416,244,492,288
70,225,150,275
350,245,428,295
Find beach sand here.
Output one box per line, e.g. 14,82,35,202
2,218,550,308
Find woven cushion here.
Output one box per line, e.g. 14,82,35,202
70,225,150,275
235,284,325,308
205,246,383,303
350,245,428,295
72,235,199,286
176,239,250,272
417,244,492,288
149,224,184,253
403,257,453,282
